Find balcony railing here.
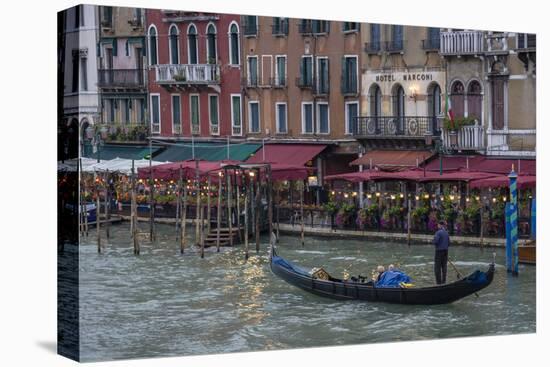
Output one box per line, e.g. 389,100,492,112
385,40,404,53
272,22,289,36
442,123,484,150
295,76,314,89
243,23,258,36
364,42,382,54
98,69,145,88
422,38,440,50
341,78,358,95
353,116,439,138
270,77,287,88
440,31,484,55
243,76,259,88
155,64,220,84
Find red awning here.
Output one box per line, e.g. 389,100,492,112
138,160,237,180
325,168,501,183
246,144,327,166
469,175,536,189
350,150,433,170
423,156,536,175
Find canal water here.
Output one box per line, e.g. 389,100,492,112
76,223,535,362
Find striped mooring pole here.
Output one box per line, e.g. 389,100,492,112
508,167,519,276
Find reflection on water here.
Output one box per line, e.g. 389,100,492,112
78,223,536,362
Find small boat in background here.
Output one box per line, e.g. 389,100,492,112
518,240,536,264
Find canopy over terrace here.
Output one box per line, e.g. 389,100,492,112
325,168,501,183
423,155,536,175
246,143,327,166
152,141,262,162
470,175,536,189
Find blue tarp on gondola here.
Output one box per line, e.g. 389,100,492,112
375,270,412,288
272,256,312,278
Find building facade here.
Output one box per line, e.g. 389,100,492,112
60,5,100,139
97,6,149,140
440,29,536,157
145,10,241,140
356,24,445,151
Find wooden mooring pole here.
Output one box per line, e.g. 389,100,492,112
267,165,273,238
244,184,249,261
299,180,305,247
180,179,188,254
131,161,139,255
216,173,222,252
195,160,201,246
255,172,261,253
104,170,110,239
175,167,182,242
407,198,412,247
96,179,101,253
227,169,233,247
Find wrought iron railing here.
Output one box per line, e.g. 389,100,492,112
353,116,439,138
364,42,382,53
98,69,145,87
155,64,220,84
422,38,440,50
295,76,314,89
385,40,404,53
272,21,289,36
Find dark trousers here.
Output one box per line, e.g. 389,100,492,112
434,249,448,285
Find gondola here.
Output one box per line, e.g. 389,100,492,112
269,239,495,305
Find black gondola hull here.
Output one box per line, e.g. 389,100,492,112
270,254,495,305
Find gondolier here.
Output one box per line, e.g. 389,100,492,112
433,220,450,284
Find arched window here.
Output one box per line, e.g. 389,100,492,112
229,23,240,65
451,80,465,118
169,24,179,64
148,25,158,65
206,23,217,63
187,24,198,64
467,80,482,122
369,84,382,116
392,84,405,134
428,83,441,133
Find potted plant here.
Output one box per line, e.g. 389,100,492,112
174,73,187,82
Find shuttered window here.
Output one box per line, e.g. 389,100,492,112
249,102,260,133
302,103,313,133
317,104,329,134
276,103,287,133
491,79,505,130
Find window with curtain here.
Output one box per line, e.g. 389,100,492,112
371,24,381,51
151,95,160,133
342,56,357,94
276,56,286,86
451,81,465,118
370,84,382,116
391,25,404,50
248,57,258,86
249,102,260,133
188,25,198,64
343,22,358,32
491,79,505,130
300,56,313,86
276,103,287,133
190,95,200,132
172,95,181,132
229,24,240,65
346,102,358,134
467,81,482,122
148,26,157,65
317,58,329,94
209,95,219,130
302,103,313,133
318,104,329,133
169,25,179,64
232,95,242,134
207,24,217,63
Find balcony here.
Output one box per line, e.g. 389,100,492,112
98,69,146,89
243,23,258,36
354,116,439,139
270,77,287,88
155,64,220,85
295,76,314,89
242,76,259,88
422,38,440,51
385,40,404,53
272,22,289,36
442,123,484,151
440,30,484,56
364,42,382,54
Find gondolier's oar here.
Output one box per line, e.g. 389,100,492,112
448,258,479,298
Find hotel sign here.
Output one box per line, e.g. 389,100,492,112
375,73,434,82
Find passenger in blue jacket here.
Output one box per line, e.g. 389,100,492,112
433,220,450,284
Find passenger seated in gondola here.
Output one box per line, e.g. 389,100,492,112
375,265,413,288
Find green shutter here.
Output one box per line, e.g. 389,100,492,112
341,57,347,92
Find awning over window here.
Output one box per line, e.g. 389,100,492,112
350,150,433,170
246,144,327,166
83,143,162,160
153,142,261,162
